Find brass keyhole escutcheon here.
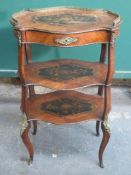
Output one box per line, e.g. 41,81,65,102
55,37,78,45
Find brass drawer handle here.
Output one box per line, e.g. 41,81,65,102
55,37,78,45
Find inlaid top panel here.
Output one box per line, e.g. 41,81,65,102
11,7,121,34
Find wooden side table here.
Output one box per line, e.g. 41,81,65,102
11,7,121,168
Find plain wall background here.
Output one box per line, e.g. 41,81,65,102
0,0,130,78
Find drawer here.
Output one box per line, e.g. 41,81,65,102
24,30,111,47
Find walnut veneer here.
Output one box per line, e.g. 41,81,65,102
24,59,108,89
11,7,121,168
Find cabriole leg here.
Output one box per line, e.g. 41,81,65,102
96,43,107,136
21,114,34,165
99,116,110,168
96,121,100,136
96,85,104,136
32,120,37,135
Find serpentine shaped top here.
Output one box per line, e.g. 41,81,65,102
11,6,121,34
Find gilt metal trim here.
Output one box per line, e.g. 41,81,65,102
15,31,22,47
103,114,111,134
20,113,29,135
55,37,77,45
111,32,115,44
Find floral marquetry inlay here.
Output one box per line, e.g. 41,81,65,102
39,64,93,81
32,14,97,25
40,98,92,116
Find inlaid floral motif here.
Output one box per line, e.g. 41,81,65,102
39,64,93,81
41,98,92,116
32,14,96,25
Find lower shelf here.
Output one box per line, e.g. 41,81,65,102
26,90,104,124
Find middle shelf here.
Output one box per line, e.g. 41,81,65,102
24,59,108,90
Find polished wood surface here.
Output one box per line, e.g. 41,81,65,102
24,30,111,47
26,90,105,124
99,121,110,168
24,59,108,89
96,43,107,136
11,7,121,34
11,7,121,167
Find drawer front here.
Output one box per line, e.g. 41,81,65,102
24,30,111,47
